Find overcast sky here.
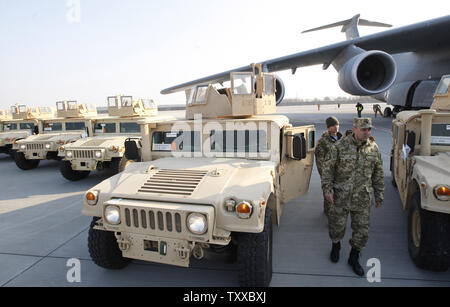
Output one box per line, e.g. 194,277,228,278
0,0,448,109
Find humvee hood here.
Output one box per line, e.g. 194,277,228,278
414,152,450,178
0,130,32,139
70,136,129,148
98,157,277,204
24,132,83,142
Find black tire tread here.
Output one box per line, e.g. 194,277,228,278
88,217,131,269
408,192,450,271
236,208,273,287
14,151,40,170
60,160,90,181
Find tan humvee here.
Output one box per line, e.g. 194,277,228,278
390,75,450,272
83,65,316,286
13,101,97,170
58,96,175,181
0,105,54,158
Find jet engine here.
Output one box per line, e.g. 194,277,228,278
337,50,397,96
275,75,285,105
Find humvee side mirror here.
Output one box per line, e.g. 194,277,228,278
125,138,141,161
288,134,306,160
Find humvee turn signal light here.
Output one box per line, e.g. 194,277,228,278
434,185,450,201
236,201,252,219
86,191,99,206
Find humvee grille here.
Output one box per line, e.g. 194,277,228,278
26,143,44,151
123,207,183,233
72,150,95,159
138,169,208,196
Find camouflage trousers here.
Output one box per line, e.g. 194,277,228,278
328,204,371,251
323,198,331,216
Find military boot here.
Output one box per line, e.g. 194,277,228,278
348,248,364,276
330,242,340,263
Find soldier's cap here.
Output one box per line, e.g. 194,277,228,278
353,117,372,129
326,116,339,128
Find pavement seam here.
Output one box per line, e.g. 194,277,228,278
1,226,89,287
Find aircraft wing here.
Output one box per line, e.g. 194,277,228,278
161,15,450,95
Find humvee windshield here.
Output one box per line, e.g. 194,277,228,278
152,131,201,152
20,123,35,130
3,123,17,130
43,122,63,132
210,130,268,153
431,124,450,146
94,123,116,134
66,122,86,131
120,122,140,133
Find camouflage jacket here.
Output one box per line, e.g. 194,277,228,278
321,134,385,206
315,131,342,177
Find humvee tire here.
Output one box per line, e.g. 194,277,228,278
408,192,450,271
111,156,134,174
236,208,273,287
60,160,90,181
88,217,131,269
14,151,40,170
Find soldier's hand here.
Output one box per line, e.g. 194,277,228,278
376,202,382,208
325,193,334,205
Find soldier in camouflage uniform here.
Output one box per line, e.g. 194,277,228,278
315,116,342,216
321,118,384,276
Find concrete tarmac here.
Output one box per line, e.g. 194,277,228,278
1,103,449,287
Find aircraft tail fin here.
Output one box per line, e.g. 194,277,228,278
302,14,392,40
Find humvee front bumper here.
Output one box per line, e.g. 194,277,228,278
65,149,108,170
69,159,100,171
99,198,215,267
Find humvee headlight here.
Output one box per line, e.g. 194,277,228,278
236,201,253,219
85,191,99,206
66,151,73,158
434,185,450,201
95,150,102,158
20,144,26,150
187,213,207,235
105,205,121,225
45,143,51,149
109,146,118,152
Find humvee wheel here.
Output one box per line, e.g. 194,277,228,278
112,156,134,174
14,152,40,170
60,160,90,181
88,217,131,269
236,208,273,287
408,192,450,271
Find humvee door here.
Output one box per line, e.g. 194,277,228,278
392,121,409,207
275,125,315,223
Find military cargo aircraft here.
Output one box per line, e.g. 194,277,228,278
161,15,450,117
